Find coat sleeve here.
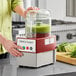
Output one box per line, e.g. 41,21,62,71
11,0,23,11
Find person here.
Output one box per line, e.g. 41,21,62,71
0,0,39,58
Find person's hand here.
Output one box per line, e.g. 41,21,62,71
24,7,40,18
2,39,24,57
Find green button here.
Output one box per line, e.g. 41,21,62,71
23,46,25,49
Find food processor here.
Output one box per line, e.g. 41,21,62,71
16,9,56,68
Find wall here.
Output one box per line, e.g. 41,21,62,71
46,0,76,22
46,0,66,20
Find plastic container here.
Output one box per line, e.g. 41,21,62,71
25,9,51,38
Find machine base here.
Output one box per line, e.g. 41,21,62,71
15,50,56,68
19,63,54,69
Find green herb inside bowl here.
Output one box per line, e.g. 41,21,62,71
32,23,51,33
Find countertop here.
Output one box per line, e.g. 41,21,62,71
0,57,76,76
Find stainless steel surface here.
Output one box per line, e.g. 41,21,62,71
66,0,76,17
35,0,39,7
1,57,76,76
12,23,25,41
51,24,76,44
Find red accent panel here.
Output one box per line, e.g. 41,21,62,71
16,35,56,53
36,36,56,53
33,33,50,38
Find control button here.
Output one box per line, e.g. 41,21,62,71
56,35,59,41
26,47,29,50
30,47,33,50
67,33,72,39
23,46,25,49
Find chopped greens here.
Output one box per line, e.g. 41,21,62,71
56,42,76,58
57,42,69,52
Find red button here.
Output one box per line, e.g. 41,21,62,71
26,47,29,50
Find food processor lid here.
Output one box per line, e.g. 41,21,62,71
26,9,51,19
